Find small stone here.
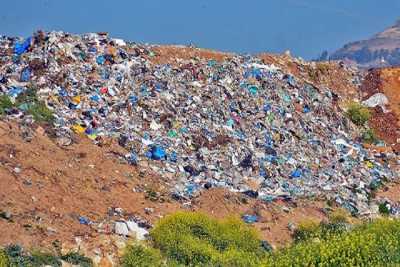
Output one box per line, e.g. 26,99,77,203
0,211,12,220
282,206,290,213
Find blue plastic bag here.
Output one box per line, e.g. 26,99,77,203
242,214,258,224
14,37,32,55
291,169,302,178
147,145,166,160
20,68,31,82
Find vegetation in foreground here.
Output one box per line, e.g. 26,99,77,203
2,211,400,266
121,212,400,267
0,245,92,267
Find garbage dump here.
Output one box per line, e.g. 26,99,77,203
0,31,397,215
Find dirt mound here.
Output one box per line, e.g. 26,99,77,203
149,45,233,65
361,68,400,146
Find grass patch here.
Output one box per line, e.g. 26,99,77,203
0,95,13,115
0,250,9,267
121,211,400,266
3,245,92,267
15,88,54,123
150,212,265,266
293,209,350,243
61,252,93,267
121,244,163,267
346,101,371,126
362,128,378,144
1,88,54,123
265,218,400,266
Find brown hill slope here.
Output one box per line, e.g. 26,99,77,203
330,19,400,67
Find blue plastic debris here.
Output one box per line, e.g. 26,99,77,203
129,95,138,105
96,55,105,65
263,103,271,112
226,118,235,127
169,151,177,162
242,190,259,198
148,145,166,160
90,94,101,102
285,74,296,87
88,46,97,53
248,85,258,95
79,216,90,225
20,67,31,82
242,214,259,224
126,152,138,165
14,37,32,55
58,87,68,97
185,183,198,196
7,87,24,98
291,169,302,178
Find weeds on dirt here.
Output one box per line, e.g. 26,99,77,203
121,244,163,267
15,88,54,123
1,244,92,267
0,249,9,267
345,101,371,126
150,212,265,266
265,218,400,266
362,128,378,144
119,212,400,266
0,88,54,123
0,95,13,115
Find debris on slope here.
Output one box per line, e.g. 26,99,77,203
0,120,332,262
360,67,400,146
0,31,397,217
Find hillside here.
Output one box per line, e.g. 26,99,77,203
0,31,399,264
330,19,400,67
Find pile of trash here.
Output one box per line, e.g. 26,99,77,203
0,31,397,215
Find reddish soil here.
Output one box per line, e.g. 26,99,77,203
148,45,233,65
361,68,400,145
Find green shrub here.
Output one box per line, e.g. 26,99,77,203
266,218,400,266
379,203,391,215
30,251,62,267
1,88,54,123
4,244,31,266
61,252,93,267
0,95,13,115
150,212,265,266
346,102,371,126
293,212,349,244
292,220,320,243
15,88,54,123
328,208,350,224
121,244,163,267
26,102,54,123
0,250,9,267
362,128,378,144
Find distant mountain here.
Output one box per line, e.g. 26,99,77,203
328,19,400,68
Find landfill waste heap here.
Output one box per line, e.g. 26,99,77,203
0,31,397,216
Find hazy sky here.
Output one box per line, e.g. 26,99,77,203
0,0,399,59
